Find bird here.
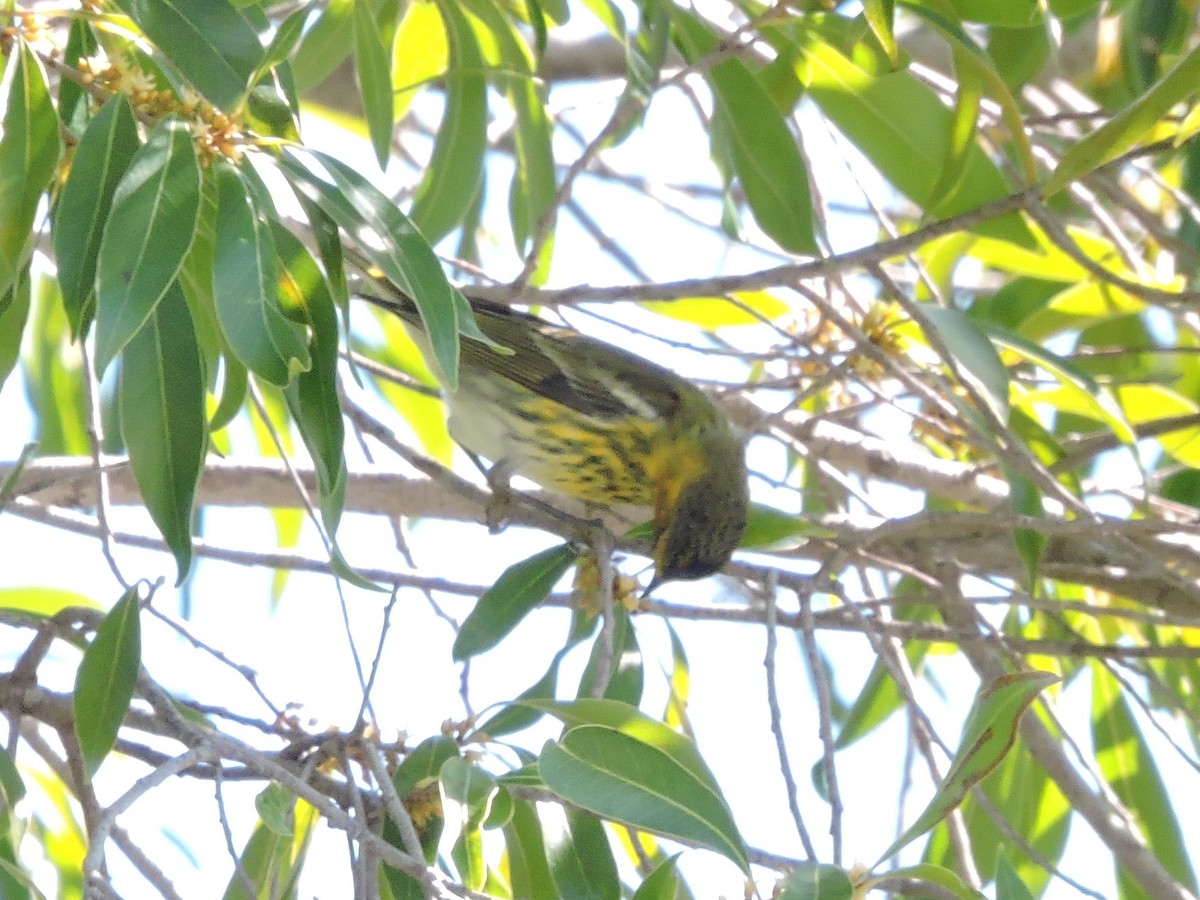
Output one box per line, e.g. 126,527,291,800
359,286,749,587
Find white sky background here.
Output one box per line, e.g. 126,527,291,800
1,4,1199,898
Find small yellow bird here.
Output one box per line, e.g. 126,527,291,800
362,289,748,585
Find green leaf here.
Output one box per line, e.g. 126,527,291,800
291,0,358,94
796,31,1032,246
1046,43,1200,196
60,18,99,131
741,503,833,549
24,280,89,455
409,1,487,244
923,738,1068,897
503,800,558,900
936,0,1039,24
256,6,309,80
865,863,985,898
0,273,30,392
212,162,310,385
95,118,202,375
119,282,207,583
352,0,395,168
53,94,141,339
0,40,62,299
255,783,296,837
876,670,1059,864
222,799,317,900
1091,662,1198,894
277,224,345,525
394,735,460,798
777,862,854,900
1006,468,1045,589
381,737,457,898
546,808,620,900
899,2,1037,186
111,0,263,110
578,604,643,705
441,757,498,829
862,0,897,63
525,698,717,786
461,0,557,278
671,10,817,254
74,586,142,778
281,148,464,387
453,544,578,659
995,854,1036,900
539,724,749,871
392,0,448,121
919,305,1010,425
987,324,1135,446
631,855,680,900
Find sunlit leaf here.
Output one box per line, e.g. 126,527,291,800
408,1,487,244
796,31,1031,246
1091,662,1198,894
875,670,1059,864
352,0,395,168
641,291,790,328
1046,43,1200,195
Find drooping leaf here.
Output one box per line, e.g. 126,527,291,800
408,1,487,244
453,544,579,659
671,9,818,255
795,30,1032,246
0,41,62,299
276,224,344,527
280,148,465,387
53,94,141,339
502,800,558,900
460,0,557,279
74,586,142,778
95,118,202,375
0,273,30,392
919,305,1010,425
539,724,749,871
212,162,310,385
110,0,263,110
1091,662,1198,895
546,808,620,900
119,282,207,583
1046,43,1200,195
875,670,1059,864
352,0,395,168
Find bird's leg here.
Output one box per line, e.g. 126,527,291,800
466,451,514,534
